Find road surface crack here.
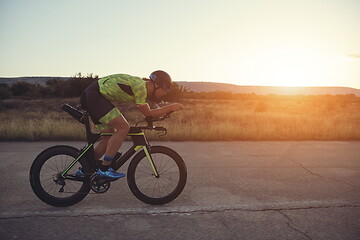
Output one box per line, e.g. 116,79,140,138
284,143,359,189
293,160,359,189
1,204,359,219
277,210,312,240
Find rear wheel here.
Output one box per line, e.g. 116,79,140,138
127,146,187,205
29,146,92,207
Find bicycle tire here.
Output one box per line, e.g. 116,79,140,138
127,146,187,205
29,145,92,207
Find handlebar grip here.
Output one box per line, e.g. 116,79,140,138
154,127,167,131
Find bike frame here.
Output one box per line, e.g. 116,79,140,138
60,109,159,180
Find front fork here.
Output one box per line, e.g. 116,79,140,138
135,145,159,178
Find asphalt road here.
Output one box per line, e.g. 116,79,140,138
0,141,359,240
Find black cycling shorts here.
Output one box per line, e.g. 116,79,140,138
80,82,121,130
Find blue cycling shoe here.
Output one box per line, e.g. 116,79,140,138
75,168,84,177
96,168,125,180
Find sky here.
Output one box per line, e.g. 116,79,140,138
1,0,360,88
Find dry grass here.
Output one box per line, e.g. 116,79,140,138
1,97,360,141
171,99,360,141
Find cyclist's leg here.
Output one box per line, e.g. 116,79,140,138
92,108,129,172
102,114,130,166
93,113,128,178
94,129,113,160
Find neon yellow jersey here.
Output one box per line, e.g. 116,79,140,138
98,74,147,104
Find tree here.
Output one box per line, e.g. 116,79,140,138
63,73,98,97
44,73,98,97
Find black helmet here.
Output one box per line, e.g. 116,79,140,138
149,70,172,92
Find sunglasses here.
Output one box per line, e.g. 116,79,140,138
162,84,171,93
155,84,171,93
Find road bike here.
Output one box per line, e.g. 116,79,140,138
29,104,187,207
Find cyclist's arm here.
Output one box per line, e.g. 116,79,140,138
137,103,183,118
147,100,160,109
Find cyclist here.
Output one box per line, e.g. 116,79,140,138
78,70,183,179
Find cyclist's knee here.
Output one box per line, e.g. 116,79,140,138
109,116,130,133
120,122,130,134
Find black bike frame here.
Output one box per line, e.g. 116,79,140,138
60,109,159,180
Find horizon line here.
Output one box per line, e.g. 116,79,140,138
0,76,359,90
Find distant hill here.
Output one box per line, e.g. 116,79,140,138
1,77,359,96
0,77,69,85
177,81,360,96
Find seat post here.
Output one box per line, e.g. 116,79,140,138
83,113,93,144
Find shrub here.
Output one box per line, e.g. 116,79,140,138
0,84,12,99
11,81,34,96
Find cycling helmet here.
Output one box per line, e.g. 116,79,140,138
149,70,172,92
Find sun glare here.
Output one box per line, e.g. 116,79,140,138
251,47,335,87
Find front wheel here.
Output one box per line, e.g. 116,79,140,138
127,146,187,205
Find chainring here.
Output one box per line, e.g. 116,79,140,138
90,175,111,194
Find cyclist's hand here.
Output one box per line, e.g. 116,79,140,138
171,103,184,112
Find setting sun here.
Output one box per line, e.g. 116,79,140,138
251,47,335,87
